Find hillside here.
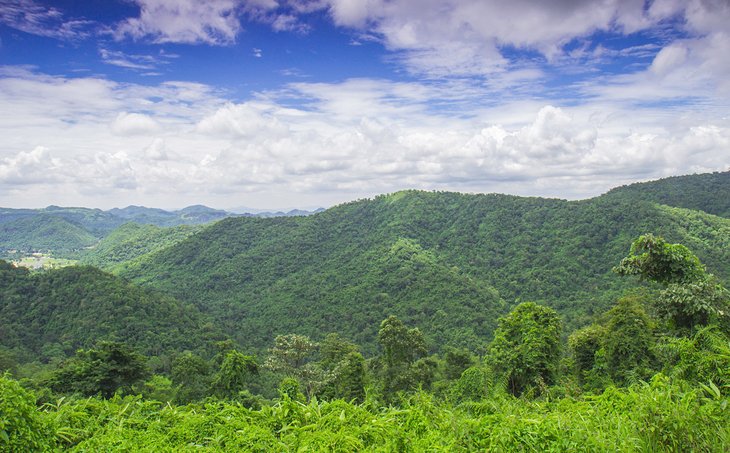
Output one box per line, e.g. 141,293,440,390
0,204,322,259
0,261,218,364
79,222,204,270
114,174,730,354
0,214,98,257
604,171,730,218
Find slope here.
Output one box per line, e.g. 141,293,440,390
603,170,730,218
80,222,204,271
0,214,98,257
0,261,218,364
115,177,730,354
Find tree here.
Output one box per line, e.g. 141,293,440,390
377,315,427,368
265,334,322,398
171,351,210,403
568,324,605,385
613,233,706,285
614,234,729,332
443,346,475,381
602,296,655,385
374,315,432,401
265,334,318,374
319,333,358,369
0,374,54,452
489,302,561,396
50,341,148,398
316,333,366,403
211,350,258,399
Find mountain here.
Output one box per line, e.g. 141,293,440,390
112,172,730,354
603,171,730,218
79,222,204,271
0,260,218,364
107,204,234,226
0,204,324,258
0,214,98,257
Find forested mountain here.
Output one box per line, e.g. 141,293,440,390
79,223,204,271
0,261,218,364
0,204,323,258
0,214,98,256
110,172,730,354
107,204,234,226
604,171,730,218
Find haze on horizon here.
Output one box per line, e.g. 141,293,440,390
1,0,729,210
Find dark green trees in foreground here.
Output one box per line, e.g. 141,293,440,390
488,302,562,396
49,341,148,399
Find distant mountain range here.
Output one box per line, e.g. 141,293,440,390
0,204,323,256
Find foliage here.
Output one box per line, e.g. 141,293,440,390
613,233,707,285
604,170,730,218
615,234,730,332
372,315,434,401
450,366,494,403
489,302,562,396
171,351,211,403
0,373,726,451
0,214,98,257
49,341,149,398
211,350,258,399
0,262,216,365
654,325,730,393
79,222,203,271
0,374,55,452
602,296,656,385
112,177,730,355
568,324,605,384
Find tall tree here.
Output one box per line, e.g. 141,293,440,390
375,315,432,401
171,351,211,403
614,234,730,332
489,302,561,396
211,350,258,399
602,296,655,385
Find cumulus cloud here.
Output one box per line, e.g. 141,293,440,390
111,112,161,136
1,68,728,208
0,146,62,185
115,0,247,45
315,0,659,76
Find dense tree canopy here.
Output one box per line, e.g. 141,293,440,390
489,302,562,396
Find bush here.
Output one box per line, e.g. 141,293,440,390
0,374,54,452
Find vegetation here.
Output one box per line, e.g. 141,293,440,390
0,215,97,257
1,172,729,450
109,174,729,354
79,222,203,271
0,261,217,366
604,171,730,218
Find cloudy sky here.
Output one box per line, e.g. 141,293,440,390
1,0,728,210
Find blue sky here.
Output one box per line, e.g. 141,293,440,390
1,0,729,210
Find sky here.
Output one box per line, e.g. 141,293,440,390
0,0,729,210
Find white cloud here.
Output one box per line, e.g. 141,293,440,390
144,138,169,160
317,0,660,76
0,146,61,185
0,0,95,40
99,48,167,71
0,68,728,209
111,112,161,136
115,0,251,45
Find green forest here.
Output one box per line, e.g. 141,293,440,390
1,172,729,451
